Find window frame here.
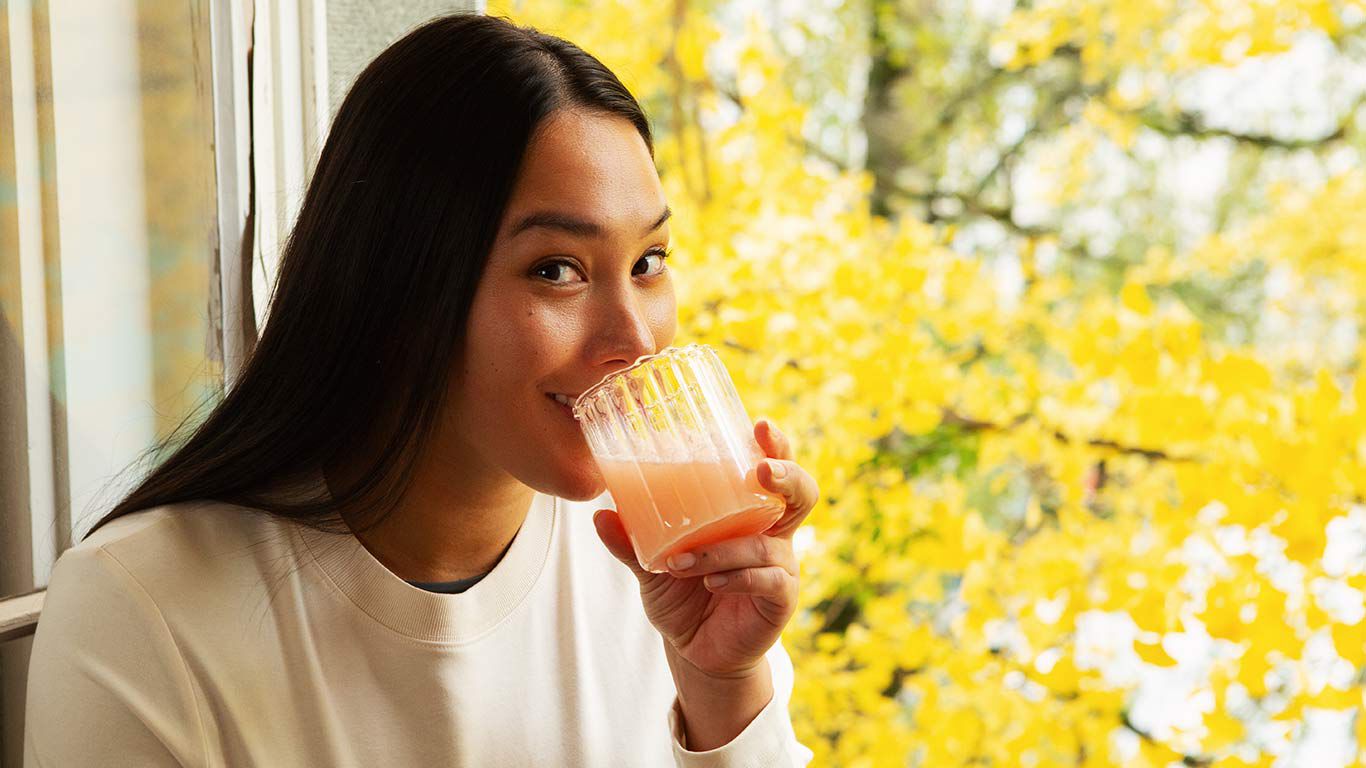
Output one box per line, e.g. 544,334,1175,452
0,0,485,638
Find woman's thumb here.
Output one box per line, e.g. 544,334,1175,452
593,509,648,579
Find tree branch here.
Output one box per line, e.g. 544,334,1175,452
663,0,707,202
707,80,743,111
972,78,1082,201
940,407,1197,463
881,665,926,698
1120,709,1214,767
1131,96,1363,150
901,187,1054,238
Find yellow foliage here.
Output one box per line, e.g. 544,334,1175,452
995,0,1352,78
1134,636,1179,667
493,0,1366,763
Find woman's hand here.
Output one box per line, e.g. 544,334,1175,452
593,417,820,678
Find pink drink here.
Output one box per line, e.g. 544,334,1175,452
574,344,786,573
597,458,785,572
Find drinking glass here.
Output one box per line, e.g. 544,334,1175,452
571,343,786,573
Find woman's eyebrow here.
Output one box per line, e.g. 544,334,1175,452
510,206,671,239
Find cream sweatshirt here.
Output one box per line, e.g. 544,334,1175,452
23,471,814,767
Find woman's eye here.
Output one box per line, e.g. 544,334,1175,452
532,260,584,284
532,248,671,285
634,248,671,277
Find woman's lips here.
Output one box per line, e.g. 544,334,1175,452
547,393,576,419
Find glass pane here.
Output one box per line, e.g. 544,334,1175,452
0,0,220,595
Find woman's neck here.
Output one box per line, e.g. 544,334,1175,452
322,436,536,583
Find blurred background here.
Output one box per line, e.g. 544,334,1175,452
4,0,1366,765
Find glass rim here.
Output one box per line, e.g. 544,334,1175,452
571,342,710,420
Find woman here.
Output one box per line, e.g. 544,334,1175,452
23,12,819,768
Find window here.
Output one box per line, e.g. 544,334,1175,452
0,1,480,763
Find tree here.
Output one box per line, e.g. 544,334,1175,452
493,0,1366,763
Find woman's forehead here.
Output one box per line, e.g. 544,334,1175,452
524,111,655,185
502,111,665,239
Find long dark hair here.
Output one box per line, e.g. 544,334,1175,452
84,13,653,541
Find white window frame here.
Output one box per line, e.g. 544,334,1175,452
5,3,481,759
0,0,484,639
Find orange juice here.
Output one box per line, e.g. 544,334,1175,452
597,457,786,572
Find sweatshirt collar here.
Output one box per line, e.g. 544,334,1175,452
288,467,557,644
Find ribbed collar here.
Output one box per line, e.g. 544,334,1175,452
287,468,558,645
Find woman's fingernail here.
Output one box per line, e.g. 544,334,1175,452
768,460,787,479
705,574,728,588
669,553,696,570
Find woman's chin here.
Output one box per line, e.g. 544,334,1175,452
545,461,607,502
556,480,608,503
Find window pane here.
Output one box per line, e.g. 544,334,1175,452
0,0,220,598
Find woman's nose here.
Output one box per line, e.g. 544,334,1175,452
597,294,660,366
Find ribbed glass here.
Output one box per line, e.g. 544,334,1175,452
572,344,785,572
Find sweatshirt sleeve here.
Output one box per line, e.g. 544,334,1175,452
665,638,815,768
23,544,208,768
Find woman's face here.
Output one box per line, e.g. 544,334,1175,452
447,108,677,501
